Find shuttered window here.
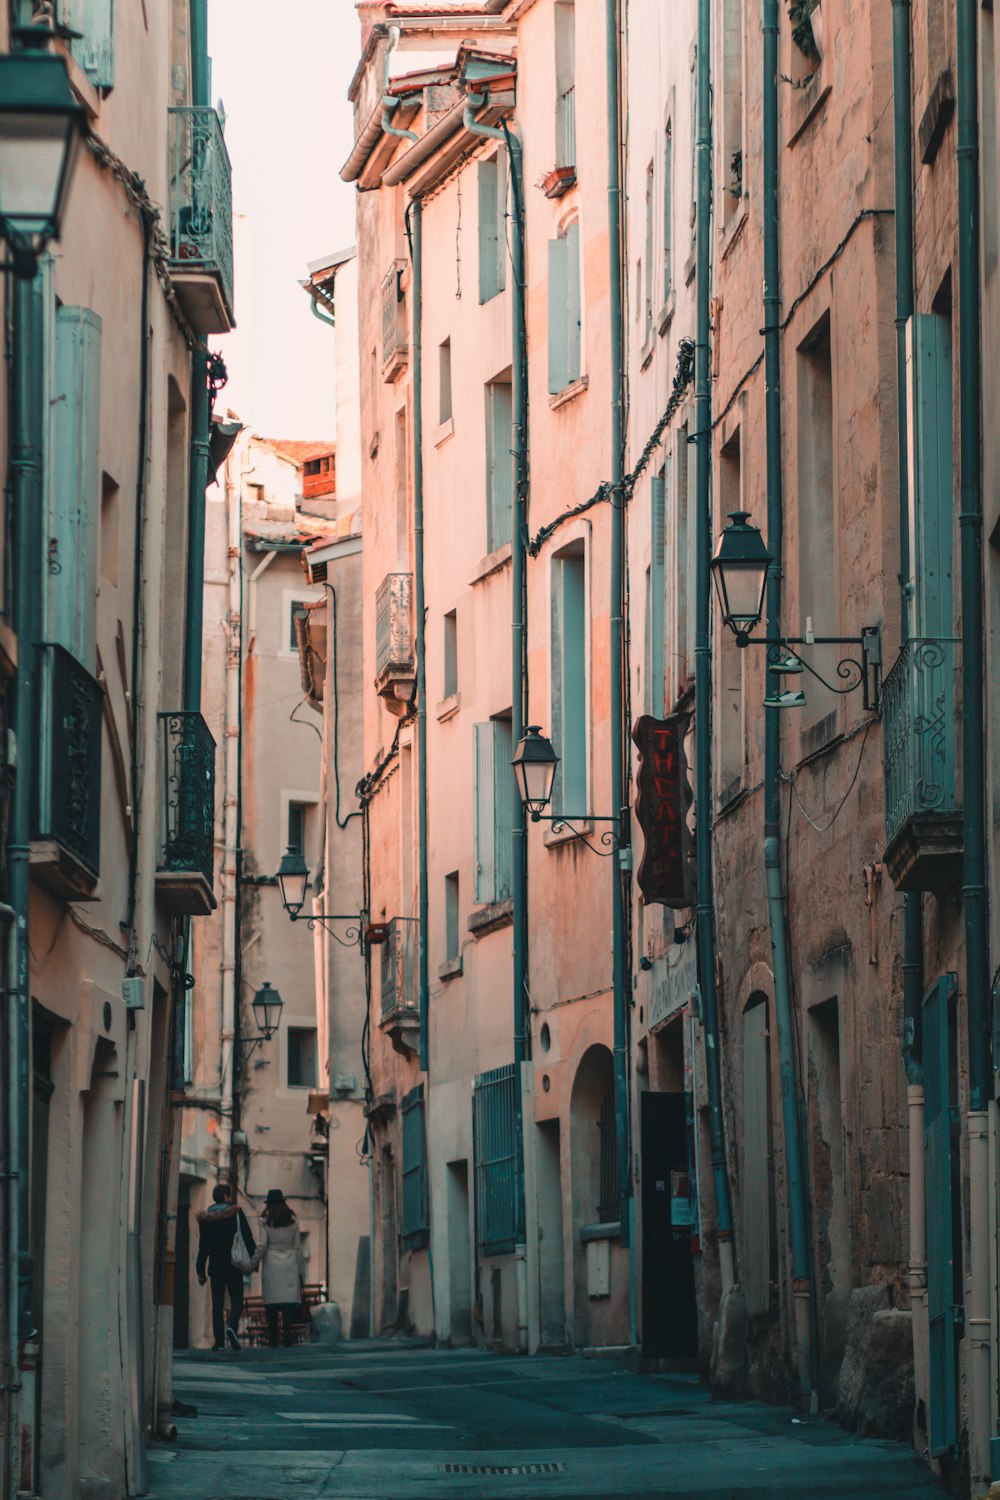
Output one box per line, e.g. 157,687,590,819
62,0,115,88
474,719,514,905
485,378,513,551
742,997,771,1317
663,121,674,299
547,223,582,394
401,1084,430,1251
649,468,666,713
473,1064,517,1256
49,306,102,669
551,547,587,815
478,153,507,303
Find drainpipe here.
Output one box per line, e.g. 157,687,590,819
410,200,430,1079
7,272,44,1495
464,97,531,1353
890,0,929,1444
761,0,816,1404
604,0,637,1347
694,0,735,1300
955,0,992,1481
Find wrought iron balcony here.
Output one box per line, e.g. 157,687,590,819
31,644,102,900
156,711,217,915
380,261,408,380
167,106,235,334
379,917,419,1030
881,637,963,891
374,572,415,715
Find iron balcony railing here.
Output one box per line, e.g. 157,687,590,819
380,917,418,1023
167,105,234,321
473,1063,517,1257
33,644,103,879
881,637,962,848
158,711,216,884
556,84,576,168
374,573,414,683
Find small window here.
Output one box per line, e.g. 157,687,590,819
555,1,576,168
304,458,321,475
548,224,582,394
445,872,460,960
551,546,587,814
485,376,513,550
287,801,308,857
290,600,310,651
439,339,453,425
443,610,458,698
663,121,673,299
478,153,507,303
287,1027,318,1089
644,159,654,342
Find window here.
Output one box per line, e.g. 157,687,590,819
663,121,674,299
401,1084,430,1250
48,305,102,668
722,0,744,223
287,801,307,857
100,473,119,588
445,872,460,960
742,996,773,1317
485,376,513,551
474,719,514,903
670,423,694,701
717,430,745,794
287,1027,318,1089
443,610,458,698
643,159,655,343
473,1064,517,1255
439,338,453,424
394,408,408,568
555,1,576,168
478,152,507,303
290,600,310,651
796,313,836,728
551,546,587,814
648,467,667,714
548,222,582,394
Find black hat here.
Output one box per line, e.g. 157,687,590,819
265,1188,285,1206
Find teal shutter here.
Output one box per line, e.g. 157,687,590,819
493,720,513,901
64,0,115,88
51,306,102,667
556,554,587,813
474,722,497,902
401,1084,429,1250
650,471,666,713
473,1064,517,1256
906,314,954,638
923,974,959,1457
548,235,568,394
496,148,507,293
488,383,513,549
478,160,499,302
566,222,582,384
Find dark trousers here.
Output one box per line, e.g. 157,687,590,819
265,1303,298,1348
210,1267,244,1347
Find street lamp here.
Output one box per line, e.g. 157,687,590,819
511,726,559,821
709,510,772,644
251,980,284,1040
0,36,85,280
276,848,366,950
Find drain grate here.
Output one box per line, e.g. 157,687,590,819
439,1462,567,1476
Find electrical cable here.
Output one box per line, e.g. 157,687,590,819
783,718,874,834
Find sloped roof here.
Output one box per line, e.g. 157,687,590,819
257,438,335,467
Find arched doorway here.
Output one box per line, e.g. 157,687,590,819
569,1045,618,1344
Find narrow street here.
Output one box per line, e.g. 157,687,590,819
147,1342,941,1499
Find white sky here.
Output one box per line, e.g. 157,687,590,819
208,1,359,440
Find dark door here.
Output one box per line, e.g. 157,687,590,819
640,1091,697,1358
173,1182,190,1350
924,974,960,1457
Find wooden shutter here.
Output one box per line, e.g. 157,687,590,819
478,159,499,302
493,720,514,901
474,722,497,903
64,0,115,88
548,235,568,394
650,472,666,713
50,306,102,667
742,999,771,1317
905,314,954,639
488,382,513,550
566,222,582,385
496,149,508,293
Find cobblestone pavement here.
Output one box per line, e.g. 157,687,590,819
147,1340,943,1499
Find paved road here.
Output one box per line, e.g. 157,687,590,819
147,1340,942,1499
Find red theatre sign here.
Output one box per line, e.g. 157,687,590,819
632,713,694,908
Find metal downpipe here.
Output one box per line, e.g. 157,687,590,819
411,201,430,1078
694,0,735,1293
761,0,817,1403
955,0,992,1478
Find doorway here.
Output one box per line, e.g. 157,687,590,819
173,1182,191,1350
446,1160,472,1342
640,1088,697,1359
379,1144,398,1332
535,1120,566,1347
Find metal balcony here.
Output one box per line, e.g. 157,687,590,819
374,573,415,714
167,106,235,334
156,711,217,915
881,637,963,891
31,644,102,900
379,917,419,1030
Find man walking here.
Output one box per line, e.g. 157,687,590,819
196,1183,256,1350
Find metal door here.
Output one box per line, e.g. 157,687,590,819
923,973,959,1457
640,1091,697,1358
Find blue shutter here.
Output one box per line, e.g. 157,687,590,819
51,306,102,667
473,1064,517,1256
561,555,587,812
548,235,568,394
64,0,115,88
650,472,666,713
474,723,497,902
566,223,582,385
496,149,507,293
478,160,499,302
489,383,513,549
493,720,513,901
923,974,959,1458
906,314,954,638
401,1084,429,1250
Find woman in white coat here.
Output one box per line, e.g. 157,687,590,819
254,1188,307,1347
